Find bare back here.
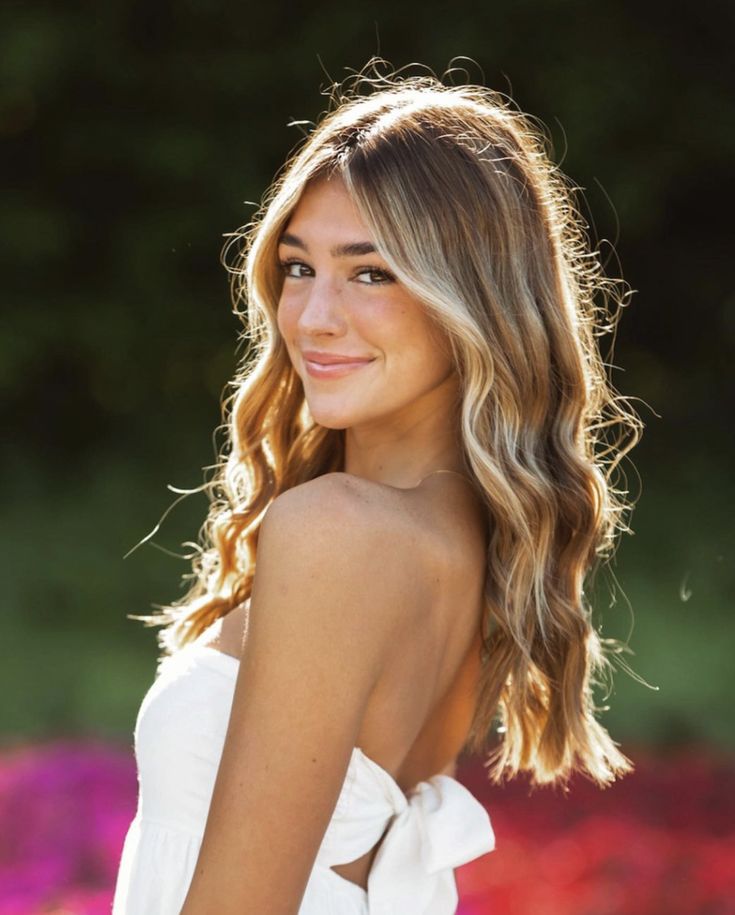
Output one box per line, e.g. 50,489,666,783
197,471,489,891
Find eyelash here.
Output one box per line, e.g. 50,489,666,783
278,258,395,285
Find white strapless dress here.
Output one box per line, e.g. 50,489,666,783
111,641,495,914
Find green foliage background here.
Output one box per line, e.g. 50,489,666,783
2,0,733,751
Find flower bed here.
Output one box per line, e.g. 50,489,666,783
457,746,735,915
0,740,732,914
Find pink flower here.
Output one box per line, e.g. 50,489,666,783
0,739,136,915
1,739,733,914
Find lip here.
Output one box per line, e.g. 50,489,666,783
301,350,375,365
301,350,376,380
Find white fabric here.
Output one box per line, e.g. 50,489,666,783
112,641,496,914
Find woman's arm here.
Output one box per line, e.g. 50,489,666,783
179,474,421,915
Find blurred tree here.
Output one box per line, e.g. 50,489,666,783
1,0,732,747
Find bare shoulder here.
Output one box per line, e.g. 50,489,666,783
267,470,409,522
264,471,420,545
258,472,429,634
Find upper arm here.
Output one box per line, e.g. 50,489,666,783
180,474,419,915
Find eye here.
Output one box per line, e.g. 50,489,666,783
354,266,395,285
279,259,313,279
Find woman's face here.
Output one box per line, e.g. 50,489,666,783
276,175,455,431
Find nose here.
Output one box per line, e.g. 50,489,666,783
295,276,347,337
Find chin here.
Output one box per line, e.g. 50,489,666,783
304,397,369,431
307,409,354,430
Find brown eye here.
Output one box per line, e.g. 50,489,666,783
280,260,312,278
354,267,395,285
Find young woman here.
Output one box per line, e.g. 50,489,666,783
112,64,642,915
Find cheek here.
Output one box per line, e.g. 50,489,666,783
276,296,298,340
412,329,453,392
423,316,453,371
349,297,398,343
364,325,450,402
372,301,451,378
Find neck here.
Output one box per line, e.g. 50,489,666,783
341,372,464,489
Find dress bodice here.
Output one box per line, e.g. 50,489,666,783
112,641,495,914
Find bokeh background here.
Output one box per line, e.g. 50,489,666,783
2,1,733,913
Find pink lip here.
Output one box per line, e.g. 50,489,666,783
302,350,374,365
301,350,376,380
304,358,373,378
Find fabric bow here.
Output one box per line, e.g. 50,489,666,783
366,774,495,914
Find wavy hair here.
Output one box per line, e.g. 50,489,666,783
134,62,644,789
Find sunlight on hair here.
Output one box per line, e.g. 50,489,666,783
131,57,646,790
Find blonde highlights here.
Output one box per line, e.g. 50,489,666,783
135,64,643,789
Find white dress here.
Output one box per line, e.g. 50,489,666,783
112,640,496,914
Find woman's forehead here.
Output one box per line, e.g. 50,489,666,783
281,177,373,247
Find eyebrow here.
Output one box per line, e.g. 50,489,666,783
278,231,377,258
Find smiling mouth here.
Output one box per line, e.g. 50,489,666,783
303,358,376,380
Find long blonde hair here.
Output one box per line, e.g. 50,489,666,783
134,64,643,789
